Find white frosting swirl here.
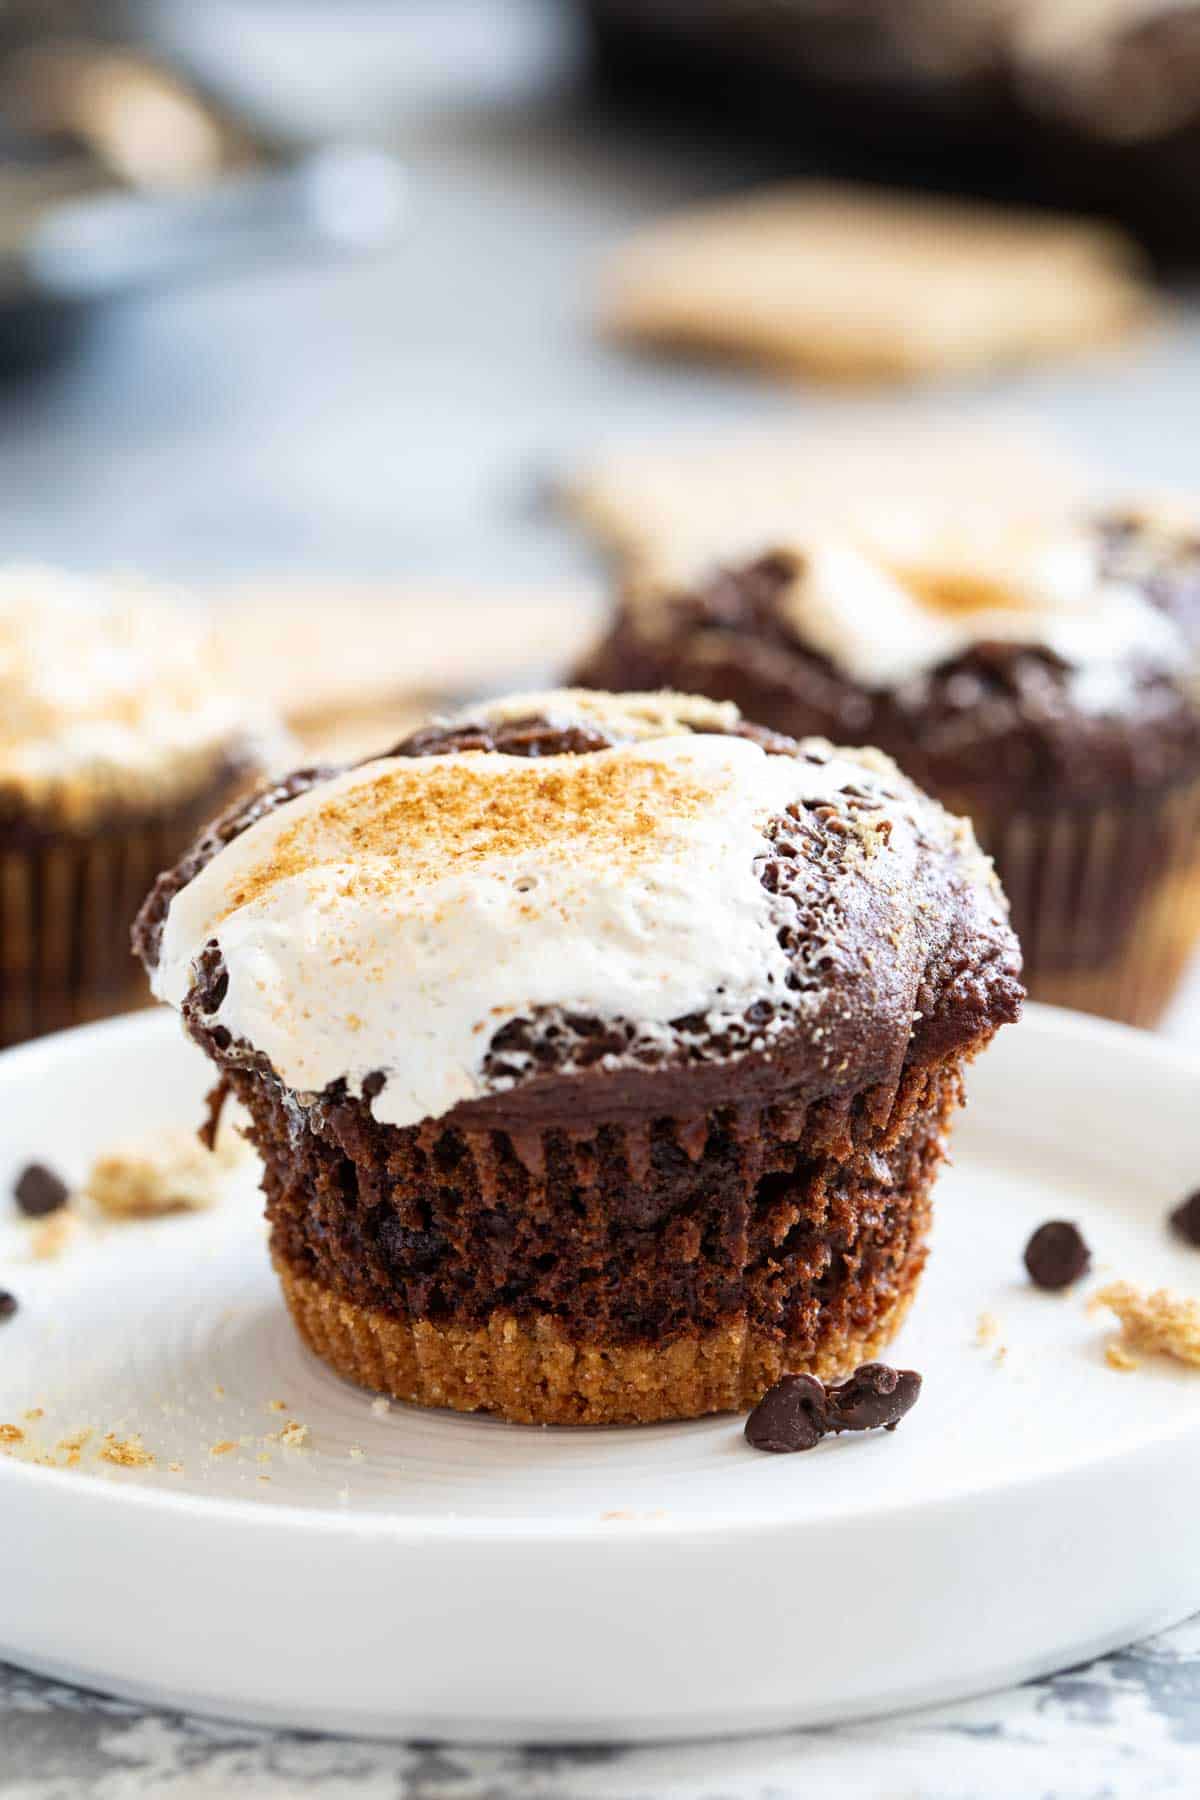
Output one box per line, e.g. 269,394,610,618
152,691,970,1131
775,524,1189,708
0,567,278,817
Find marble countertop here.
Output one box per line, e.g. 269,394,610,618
1,1619,1199,1799
4,3,1200,1791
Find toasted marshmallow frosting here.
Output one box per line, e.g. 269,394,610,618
0,567,279,819
148,690,1017,1131
773,525,1190,708
630,505,1197,717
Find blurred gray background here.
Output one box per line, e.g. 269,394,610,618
2,0,1199,592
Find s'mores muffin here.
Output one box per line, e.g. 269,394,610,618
134,690,1021,1426
0,569,279,1047
577,511,1200,1025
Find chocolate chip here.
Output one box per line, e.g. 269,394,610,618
744,1373,828,1452
13,1163,70,1219
0,1291,17,1322
745,1361,923,1453
826,1362,922,1433
1024,1220,1091,1290
1170,1191,1200,1246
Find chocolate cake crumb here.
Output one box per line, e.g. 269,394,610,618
1024,1221,1091,1290
13,1163,70,1218
1170,1191,1200,1247
198,1078,231,1153
745,1360,921,1451
0,1291,17,1322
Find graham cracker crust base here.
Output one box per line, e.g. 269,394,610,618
276,1258,919,1426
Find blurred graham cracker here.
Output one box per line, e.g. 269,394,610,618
600,182,1158,386
565,416,1097,592
213,583,604,760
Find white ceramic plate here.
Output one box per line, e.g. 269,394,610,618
1,1005,1199,1743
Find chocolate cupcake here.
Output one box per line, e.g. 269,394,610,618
136,690,1020,1425
0,568,280,1047
578,512,1200,1026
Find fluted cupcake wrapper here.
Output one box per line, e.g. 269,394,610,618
245,1051,976,1426
0,775,254,1050
965,774,1200,1029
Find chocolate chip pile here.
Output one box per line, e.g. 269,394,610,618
0,1291,16,1322
744,1361,922,1453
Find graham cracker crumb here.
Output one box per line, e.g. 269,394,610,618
57,1429,92,1457
168,1461,184,1473
279,1420,310,1449
212,1384,225,1399
100,1433,153,1468
30,1209,79,1260
975,1311,1000,1348
348,1444,365,1462
1095,1282,1200,1368
23,1408,44,1421
1106,1342,1139,1372
209,1440,238,1457
0,1424,25,1446
84,1126,236,1219
267,1398,287,1413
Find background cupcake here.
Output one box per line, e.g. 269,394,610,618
134,689,1021,1426
577,509,1200,1026
0,567,280,1047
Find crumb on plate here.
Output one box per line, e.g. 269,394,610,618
99,1433,154,1469
1095,1281,1200,1368
29,1209,79,1260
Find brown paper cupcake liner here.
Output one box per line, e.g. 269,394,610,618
963,773,1200,1028
237,1048,972,1426
277,1258,921,1426
0,772,254,1051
